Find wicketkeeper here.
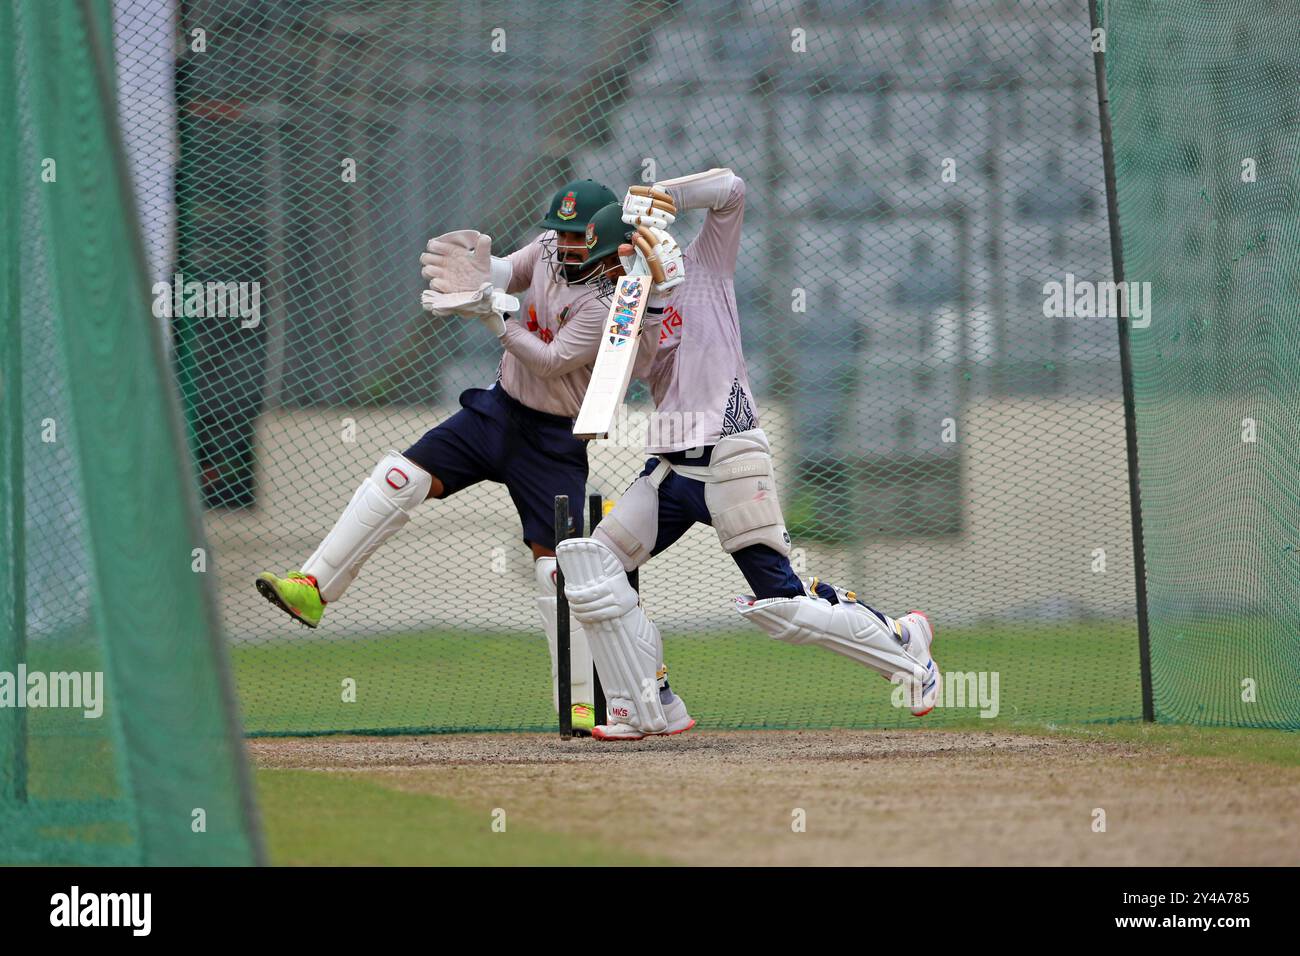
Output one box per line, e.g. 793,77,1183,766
254,178,678,733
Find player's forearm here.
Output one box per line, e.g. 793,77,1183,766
498,320,596,379
656,167,738,213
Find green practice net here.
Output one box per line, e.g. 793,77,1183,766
105,0,1148,735
1,0,261,863
1105,0,1300,727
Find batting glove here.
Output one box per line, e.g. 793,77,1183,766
621,185,677,230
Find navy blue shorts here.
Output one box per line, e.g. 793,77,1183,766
635,452,803,600
403,385,586,550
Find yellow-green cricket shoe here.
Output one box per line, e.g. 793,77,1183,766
572,703,596,734
255,570,325,628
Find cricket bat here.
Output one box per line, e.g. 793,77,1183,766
572,214,671,440
572,272,654,440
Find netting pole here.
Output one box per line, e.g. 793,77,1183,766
1089,0,1155,722
0,0,28,803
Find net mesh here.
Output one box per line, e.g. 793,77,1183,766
103,0,1146,735
2,0,260,863
1105,0,1300,728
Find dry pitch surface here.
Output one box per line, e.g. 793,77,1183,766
251,730,1300,866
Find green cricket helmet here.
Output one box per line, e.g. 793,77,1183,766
540,179,618,232
579,201,634,270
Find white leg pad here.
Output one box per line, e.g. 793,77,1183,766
737,594,927,685
556,537,667,733
303,452,431,602
534,557,595,711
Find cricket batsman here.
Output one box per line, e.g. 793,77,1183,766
555,168,941,740
254,178,676,734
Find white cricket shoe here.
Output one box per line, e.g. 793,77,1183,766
592,693,695,741
897,610,940,716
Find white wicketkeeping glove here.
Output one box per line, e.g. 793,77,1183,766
420,230,490,292
418,229,518,336
621,185,677,230
420,285,519,337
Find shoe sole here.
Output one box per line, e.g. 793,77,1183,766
255,577,319,629
592,718,696,741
